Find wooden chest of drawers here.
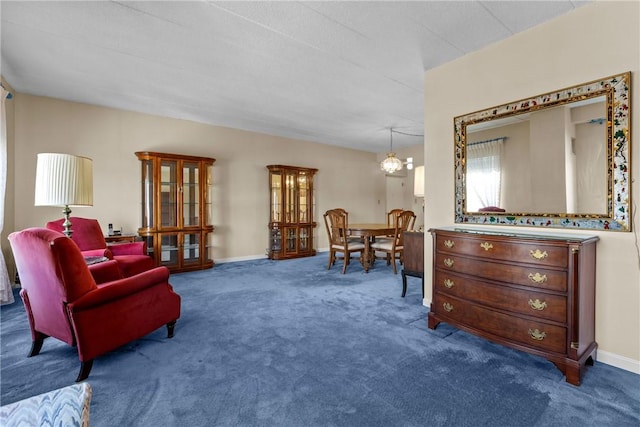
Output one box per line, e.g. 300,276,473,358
428,227,598,385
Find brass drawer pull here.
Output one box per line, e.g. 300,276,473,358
443,258,454,268
444,240,455,248
443,302,454,312
528,272,547,284
444,279,454,288
530,249,548,260
528,328,546,341
480,242,493,251
528,299,548,311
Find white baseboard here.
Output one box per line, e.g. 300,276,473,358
215,254,267,263
218,249,330,263
596,349,640,374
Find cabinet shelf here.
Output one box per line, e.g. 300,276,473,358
137,151,215,273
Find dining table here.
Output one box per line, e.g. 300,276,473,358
347,223,395,272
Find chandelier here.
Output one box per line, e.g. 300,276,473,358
380,128,414,174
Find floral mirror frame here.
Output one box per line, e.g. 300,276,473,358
454,72,631,231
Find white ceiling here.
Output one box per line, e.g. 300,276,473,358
0,1,587,153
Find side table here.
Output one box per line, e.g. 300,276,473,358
104,234,138,243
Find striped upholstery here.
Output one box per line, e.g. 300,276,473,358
0,383,91,427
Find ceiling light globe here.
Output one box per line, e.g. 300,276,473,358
380,153,403,174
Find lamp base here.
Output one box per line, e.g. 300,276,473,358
62,205,73,238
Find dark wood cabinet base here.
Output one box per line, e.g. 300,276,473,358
428,312,597,386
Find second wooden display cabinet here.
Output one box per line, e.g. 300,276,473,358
267,165,317,260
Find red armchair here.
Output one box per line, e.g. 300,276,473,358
45,217,154,277
8,227,181,382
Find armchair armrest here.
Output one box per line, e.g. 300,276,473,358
88,260,123,284
81,248,112,259
69,267,171,310
108,241,147,256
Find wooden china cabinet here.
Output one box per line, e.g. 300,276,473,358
267,165,317,260
136,152,215,272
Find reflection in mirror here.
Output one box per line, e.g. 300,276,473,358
466,96,607,214
455,72,631,231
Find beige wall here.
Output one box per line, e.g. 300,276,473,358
3,90,424,278
7,94,397,271
424,1,640,372
1,78,15,282
377,145,425,229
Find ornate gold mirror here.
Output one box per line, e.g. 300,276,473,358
454,72,631,231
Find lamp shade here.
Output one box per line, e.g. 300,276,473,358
414,165,424,197
35,153,93,207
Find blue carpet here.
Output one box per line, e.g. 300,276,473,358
1,256,639,426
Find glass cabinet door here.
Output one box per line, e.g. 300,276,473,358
284,228,298,254
270,171,281,222
182,161,200,227
140,159,154,228
298,172,310,223
182,232,201,266
160,233,180,268
160,161,178,229
285,171,297,224
204,164,213,226
270,226,282,252
299,227,311,251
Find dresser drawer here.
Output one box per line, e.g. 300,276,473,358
435,233,568,268
435,253,567,292
434,270,567,323
433,293,567,354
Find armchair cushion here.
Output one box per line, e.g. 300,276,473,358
88,259,124,284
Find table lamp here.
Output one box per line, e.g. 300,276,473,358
34,153,93,238
414,165,424,198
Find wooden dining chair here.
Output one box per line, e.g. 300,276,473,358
371,210,416,274
387,209,404,228
373,209,405,248
331,208,364,245
323,209,365,274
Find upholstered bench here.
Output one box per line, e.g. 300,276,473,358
0,383,92,426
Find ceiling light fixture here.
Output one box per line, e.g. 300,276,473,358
380,128,422,174
380,128,403,174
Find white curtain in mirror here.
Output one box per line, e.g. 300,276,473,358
0,87,15,305
466,139,504,211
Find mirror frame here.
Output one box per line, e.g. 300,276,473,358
454,72,631,231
